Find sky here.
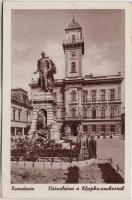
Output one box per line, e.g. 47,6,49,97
11,9,125,100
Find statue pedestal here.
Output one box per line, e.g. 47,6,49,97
29,82,60,141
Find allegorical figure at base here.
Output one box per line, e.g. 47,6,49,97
34,51,56,92
31,109,53,145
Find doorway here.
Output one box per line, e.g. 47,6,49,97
71,123,78,136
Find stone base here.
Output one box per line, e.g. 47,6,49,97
29,90,60,141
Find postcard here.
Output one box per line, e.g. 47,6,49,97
2,1,131,199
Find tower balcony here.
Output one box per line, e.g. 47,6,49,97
63,38,84,45
62,38,84,54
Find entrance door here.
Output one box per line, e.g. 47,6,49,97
71,123,77,136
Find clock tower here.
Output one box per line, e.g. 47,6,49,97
63,18,84,78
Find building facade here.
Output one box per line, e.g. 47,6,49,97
11,88,32,139
53,19,123,136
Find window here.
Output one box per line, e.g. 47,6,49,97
82,90,88,102
83,107,87,118
26,113,29,122
92,125,96,132
92,107,96,119
53,92,57,101
110,125,115,132
71,108,76,118
110,89,115,101
18,109,22,121
118,86,121,99
54,108,57,117
100,89,105,101
72,35,75,42
61,108,64,118
71,90,76,102
71,62,76,73
71,51,75,57
83,125,87,132
110,107,114,118
101,125,106,132
13,109,16,121
16,128,22,136
117,107,121,117
91,90,96,102
101,107,105,119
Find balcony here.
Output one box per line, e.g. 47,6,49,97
63,38,84,54
63,38,84,45
81,98,121,104
58,115,121,121
82,116,121,121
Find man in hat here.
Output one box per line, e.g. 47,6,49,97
34,51,56,91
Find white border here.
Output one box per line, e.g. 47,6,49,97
2,1,131,199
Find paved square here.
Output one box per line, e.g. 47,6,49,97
97,138,124,172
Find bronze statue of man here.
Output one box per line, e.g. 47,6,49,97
34,51,56,92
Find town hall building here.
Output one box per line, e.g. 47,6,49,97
53,18,123,136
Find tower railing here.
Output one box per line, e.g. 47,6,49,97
62,38,84,45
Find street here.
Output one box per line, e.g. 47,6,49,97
97,138,125,173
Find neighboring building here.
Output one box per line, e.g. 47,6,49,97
121,107,125,137
52,18,123,136
11,88,32,139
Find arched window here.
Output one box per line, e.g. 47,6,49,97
71,108,76,118
110,89,115,101
71,62,76,73
92,107,96,119
110,106,114,118
71,90,76,102
101,107,105,119
91,90,96,102
72,35,75,42
82,90,88,102
100,89,105,101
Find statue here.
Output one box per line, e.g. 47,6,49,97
34,51,56,92
31,109,52,145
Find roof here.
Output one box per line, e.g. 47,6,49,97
67,19,81,29
11,88,27,92
11,88,32,109
53,74,123,86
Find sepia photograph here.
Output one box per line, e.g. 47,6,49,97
10,8,125,185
